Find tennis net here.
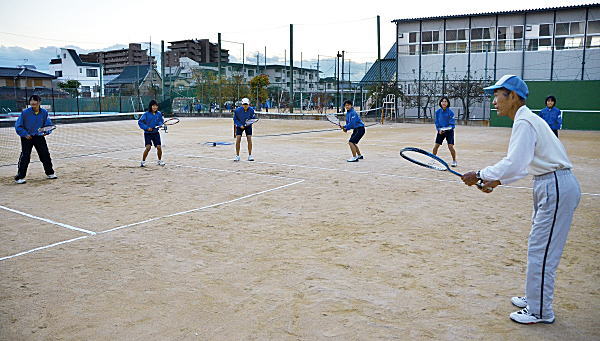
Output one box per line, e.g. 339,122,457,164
0,113,146,167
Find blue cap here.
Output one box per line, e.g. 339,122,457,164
483,75,528,99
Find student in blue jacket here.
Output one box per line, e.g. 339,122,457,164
432,96,458,167
341,100,365,162
138,100,165,167
14,95,57,184
539,95,562,137
233,97,256,162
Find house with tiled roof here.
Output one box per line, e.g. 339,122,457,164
105,65,162,96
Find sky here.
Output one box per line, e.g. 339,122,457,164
0,0,594,79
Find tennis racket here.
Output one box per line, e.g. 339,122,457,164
38,125,56,135
155,118,180,131
245,117,259,126
399,147,492,192
325,113,342,127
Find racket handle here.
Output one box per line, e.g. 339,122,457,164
475,181,493,193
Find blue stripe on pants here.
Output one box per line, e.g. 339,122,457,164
525,169,580,319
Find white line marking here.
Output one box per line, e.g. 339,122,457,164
0,205,96,235
0,236,89,261
98,179,305,234
92,154,302,181
173,153,600,197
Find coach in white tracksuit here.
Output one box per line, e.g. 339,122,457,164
462,75,581,325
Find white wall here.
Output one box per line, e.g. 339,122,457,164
48,48,101,97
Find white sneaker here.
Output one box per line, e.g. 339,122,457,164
47,174,57,179
451,160,458,167
157,160,165,166
15,178,26,184
511,296,527,308
510,307,555,324
248,155,254,161
347,156,359,162
357,155,364,160
234,155,240,162
140,161,146,167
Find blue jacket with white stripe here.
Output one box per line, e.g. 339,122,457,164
344,108,364,130
15,107,53,137
538,107,562,130
138,111,164,133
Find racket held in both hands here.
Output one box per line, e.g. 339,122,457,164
38,125,57,134
399,147,492,192
245,118,259,126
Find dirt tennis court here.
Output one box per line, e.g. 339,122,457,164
0,117,598,340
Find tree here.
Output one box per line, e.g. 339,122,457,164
366,81,403,109
249,74,270,107
57,80,81,97
445,72,490,120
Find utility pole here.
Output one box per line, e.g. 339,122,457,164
161,40,165,102
341,50,345,103
289,24,294,113
256,53,259,106
377,15,382,86
218,32,222,112
336,51,341,112
300,52,303,110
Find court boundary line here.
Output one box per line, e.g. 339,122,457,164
0,204,96,235
173,153,600,197
1,172,305,261
0,236,90,262
98,179,305,234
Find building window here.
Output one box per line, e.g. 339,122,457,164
34,79,43,87
470,27,493,53
526,23,553,51
79,68,82,73
497,26,524,52
445,29,468,54
248,70,254,76
409,32,419,43
586,20,600,48
55,71,63,77
275,77,281,82
86,69,98,77
420,30,440,55
555,21,585,49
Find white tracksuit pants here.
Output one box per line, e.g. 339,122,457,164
525,169,581,319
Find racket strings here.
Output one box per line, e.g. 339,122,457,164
401,150,447,170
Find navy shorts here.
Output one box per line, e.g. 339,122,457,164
144,132,161,146
435,129,455,145
236,125,252,136
349,126,365,144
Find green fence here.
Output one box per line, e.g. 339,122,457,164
490,80,600,130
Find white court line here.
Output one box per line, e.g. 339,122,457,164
0,205,96,235
0,236,89,262
92,154,303,181
174,153,600,197
99,179,305,234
